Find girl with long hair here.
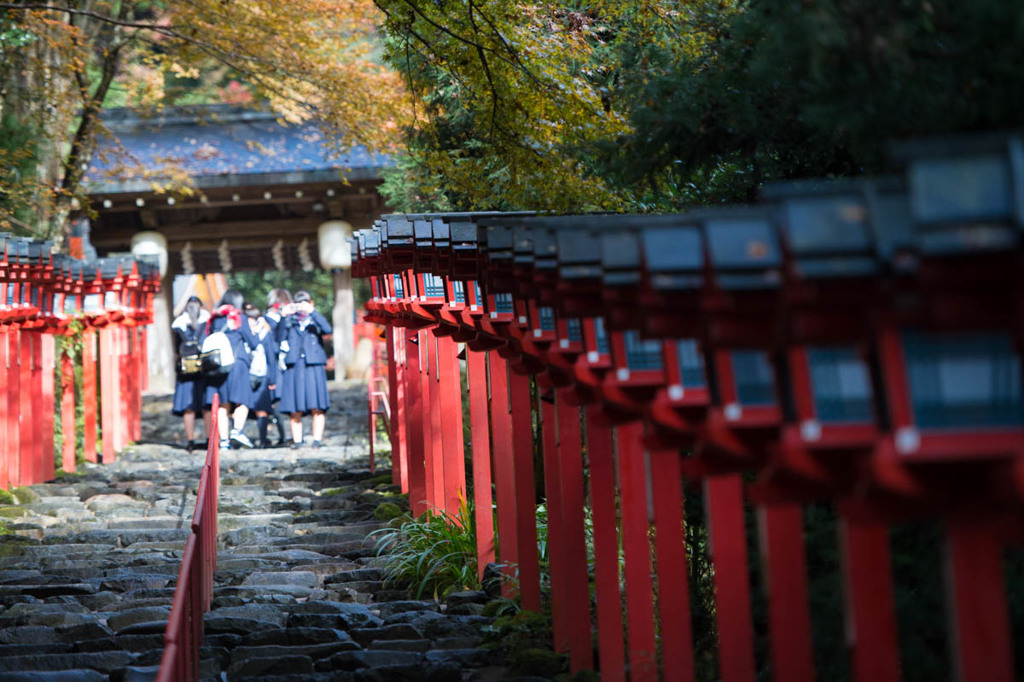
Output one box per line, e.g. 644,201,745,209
204,289,260,449
171,296,210,452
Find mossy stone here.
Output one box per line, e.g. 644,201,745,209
321,487,346,497
12,487,38,504
0,507,28,519
0,489,15,505
373,501,404,522
511,648,567,678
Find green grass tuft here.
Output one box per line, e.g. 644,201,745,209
371,498,479,600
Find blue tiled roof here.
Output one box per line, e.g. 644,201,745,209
84,105,390,193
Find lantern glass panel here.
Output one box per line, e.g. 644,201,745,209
84,294,101,312
392,274,404,298
677,339,706,388
594,317,610,355
624,330,663,371
453,281,465,303
732,350,777,406
903,330,1023,429
911,155,1011,223
539,306,555,331
494,293,514,313
423,273,445,298
474,282,482,304
566,318,583,342
807,347,874,423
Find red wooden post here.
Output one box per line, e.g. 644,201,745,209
489,353,519,598
838,515,901,682
705,474,756,682
557,389,594,673
509,370,541,613
40,333,55,481
649,445,695,682
424,331,443,511
758,504,815,682
7,330,20,484
368,343,377,471
437,335,466,514
945,520,1014,682
134,328,143,441
61,352,76,473
386,327,406,489
82,329,98,463
0,328,8,490
115,325,127,453
586,406,626,682
99,327,116,462
467,349,495,577
140,326,150,393
540,396,568,652
20,329,36,485
30,331,46,483
616,422,658,679
404,329,427,516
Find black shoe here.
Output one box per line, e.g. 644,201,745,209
311,441,321,450
290,441,302,450
258,439,270,449
185,441,194,453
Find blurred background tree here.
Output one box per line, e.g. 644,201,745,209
377,0,1024,212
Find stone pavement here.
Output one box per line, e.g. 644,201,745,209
0,382,520,681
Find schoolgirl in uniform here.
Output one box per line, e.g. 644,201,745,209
171,296,210,452
276,290,332,448
263,289,292,445
204,289,259,450
244,303,278,448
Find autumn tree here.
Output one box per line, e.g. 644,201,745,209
0,0,409,247
377,0,1024,213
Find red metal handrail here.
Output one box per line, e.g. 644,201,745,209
367,333,390,474
157,394,220,682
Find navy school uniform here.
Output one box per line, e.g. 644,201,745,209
171,311,209,416
247,330,278,413
203,309,259,408
276,310,332,414
265,310,286,401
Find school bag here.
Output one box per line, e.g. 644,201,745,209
200,330,235,376
249,341,268,390
178,339,203,377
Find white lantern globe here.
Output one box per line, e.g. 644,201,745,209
130,230,168,278
318,221,353,270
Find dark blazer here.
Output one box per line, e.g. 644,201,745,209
209,312,259,368
276,310,332,366
254,331,279,384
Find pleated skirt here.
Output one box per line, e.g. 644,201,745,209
278,358,330,414
172,376,204,415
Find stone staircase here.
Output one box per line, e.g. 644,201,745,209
0,385,539,681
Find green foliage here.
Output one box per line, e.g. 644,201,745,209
227,270,335,312
0,113,41,233
0,489,15,505
54,317,92,468
371,498,480,600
